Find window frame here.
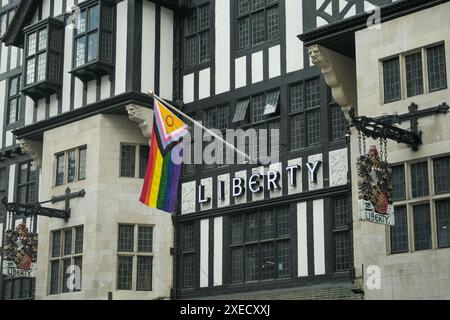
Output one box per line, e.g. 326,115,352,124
183,4,211,68
289,78,322,151
49,226,84,295
203,104,230,170
228,207,292,284
235,0,280,52
381,42,448,104
54,146,88,187
73,3,101,69
388,155,450,254
17,160,38,205
117,224,154,292
119,143,149,178
7,74,21,125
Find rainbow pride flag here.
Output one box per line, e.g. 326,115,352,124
139,99,189,213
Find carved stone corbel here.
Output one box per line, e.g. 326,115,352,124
17,139,43,169
308,44,357,121
126,104,153,141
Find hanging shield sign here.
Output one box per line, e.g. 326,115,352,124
357,145,395,226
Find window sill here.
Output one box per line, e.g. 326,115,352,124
235,38,281,59
22,80,62,101
70,60,114,83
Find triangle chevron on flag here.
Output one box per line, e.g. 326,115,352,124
139,98,189,214
154,100,189,152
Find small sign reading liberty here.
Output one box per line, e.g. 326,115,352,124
357,137,395,226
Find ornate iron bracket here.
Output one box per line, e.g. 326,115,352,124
1,188,86,223
350,102,449,151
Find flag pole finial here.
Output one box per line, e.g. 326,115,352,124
148,90,154,98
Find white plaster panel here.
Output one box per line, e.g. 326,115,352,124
217,174,230,208
308,153,323,191
313,199,325,275
159,7,174,100
297,202,308,277
213,217,223,286
200,177,213,211
198,68,211,100
114,0,128,94
251,51,263,83
268,45,281,78
286,0,304,73
200,219,209,288
215,0,230,94
183,73,194,104
235,56,247,89
141,1,156,94
329,148,348,187
287,157,302,195
181,181,196,214
234,170,247,205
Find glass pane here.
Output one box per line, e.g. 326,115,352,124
37,53,47,82
410,162,429,198
117,256,133,290
277,241,290,277
139,145,150,179
217,105,229,131
27,32,36,56
307,110,321,146
251,11,265,45
335,232,351,271
64,229,73,256
245,245,258,281
73,257,82,292
266,6,279,40
277,207,289,237
263,91,280,116
290,83,304,112
231,248,244,283
334,198,349,228
67,150,76,183
52,231,61,258
434,156,450,194
50,261,60,294
233,99,250,123
12,279,21,299
305,78,321,109
38,28,47,51
137,256,153,291
9,76,18,96
251,94,265,123
260,243,275,280
183,254,195,288
76,10,87,34
427,44,447,92
391,165,406,201
290,114,305,150
261,211,275,240
413,204,432,251
390,206,409,254
383,58,401,103
56,154,65,186
252,0,265,11
331,104,347,141
62,259,71,293
120,145,136,177
26,58,35,85
436,200,450,248
88,5,100,31
198,5,210,30
231,215,244,244
87,32,98,62
184,36,196,66
138,226,153,253
238,0,250,16
75,37,86,67
245,213,259,242
75,226,84,254
199,31,210,64
183,224,195,251
118,225,134,252
405,52,424,97
78,147,87,180
237,17,250,50
184,9,197,35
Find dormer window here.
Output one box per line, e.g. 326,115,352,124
22,18,64,101
70,0,114,83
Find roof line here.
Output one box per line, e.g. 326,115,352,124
298,0,448,48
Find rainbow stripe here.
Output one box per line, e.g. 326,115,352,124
139,128,183,213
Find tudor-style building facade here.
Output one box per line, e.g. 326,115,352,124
302,0,450,299
0,0,401,300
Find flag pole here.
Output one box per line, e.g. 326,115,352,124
149,91,255,164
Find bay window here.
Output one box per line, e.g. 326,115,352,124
71,0,115,82
22,19,64,100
